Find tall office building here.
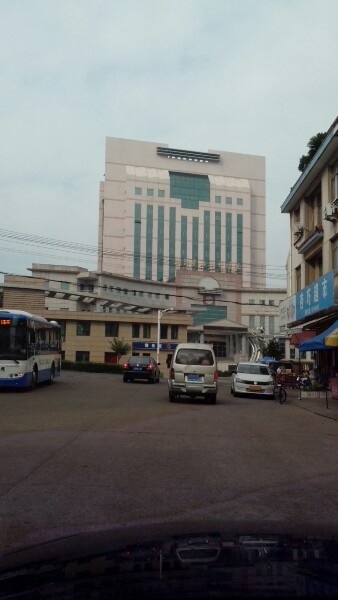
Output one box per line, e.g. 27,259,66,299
98,138,266,287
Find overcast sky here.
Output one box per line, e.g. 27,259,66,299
1,0,337,287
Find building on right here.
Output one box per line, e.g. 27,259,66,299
280,116,338,376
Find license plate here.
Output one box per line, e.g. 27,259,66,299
133,367,142,371
186,375,203,383
248,385,262,392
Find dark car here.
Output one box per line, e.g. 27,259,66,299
123,356,160,383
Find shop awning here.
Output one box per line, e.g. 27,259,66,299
289,331,316,347
299,320,338,351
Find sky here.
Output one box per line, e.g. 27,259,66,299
1,0,338,288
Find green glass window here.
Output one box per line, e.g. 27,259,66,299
269,316,275,335
192,217,199,269
249,315,255,329
143,324,151,338
169,172,210,209
169,207,176,279
226,213,232,264
181,216,187,267
135,187,142,195
76,321,90,336
226,197,232,205
132,324,140,338
158,189,165,197
171,325,178,339
215,212,221,271
203,211,210,270
133,204,141,279
147,188,154,197
215,195,221,203
157,206,164,281
237,214,243,271
237,198,243,206
146,205,153,280
105,322,119,337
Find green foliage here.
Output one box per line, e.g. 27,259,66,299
262,338,283,360
62,360,123,373
107,337,131,363
298,132,327,172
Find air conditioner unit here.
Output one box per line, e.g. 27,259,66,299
324,203,337,222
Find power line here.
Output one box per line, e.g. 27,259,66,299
0,231,287,283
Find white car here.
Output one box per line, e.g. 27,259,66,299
231,362,274,397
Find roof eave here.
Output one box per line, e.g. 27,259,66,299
281,118,338,214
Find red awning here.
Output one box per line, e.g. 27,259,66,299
290,331,316,347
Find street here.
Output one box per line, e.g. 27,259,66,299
1,371,338,557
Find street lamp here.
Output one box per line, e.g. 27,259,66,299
157,308,175,364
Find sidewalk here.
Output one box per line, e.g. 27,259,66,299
287,387,338,421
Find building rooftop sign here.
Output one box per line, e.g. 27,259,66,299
157,146,220,163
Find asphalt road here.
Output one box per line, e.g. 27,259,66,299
1,371,338,557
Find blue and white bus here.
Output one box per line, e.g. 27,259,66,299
0,309,62,390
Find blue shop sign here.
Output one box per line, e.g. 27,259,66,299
132,342,178,351
296,271,334,320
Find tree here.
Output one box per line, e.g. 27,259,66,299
108,338,131,363
298,132,327,172
261,337,283,361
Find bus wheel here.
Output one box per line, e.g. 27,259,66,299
48,363,55,384
30,370,37,391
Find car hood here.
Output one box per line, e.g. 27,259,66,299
1,524,337,599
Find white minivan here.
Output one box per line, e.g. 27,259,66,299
168,343,218,404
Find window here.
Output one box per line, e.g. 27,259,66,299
215,195,221,203
260,299,265,305
58,321,66,342
76,351,90,362
105,322,119,337
290,348,295,359
61,281,70,291
160,324,168,339
80,284,94,292
331,172,338,202
135,187,142,195
295,266,301,292
237,198,243,206
158,189,165,198
132,324,140,338
249,315,255,329
171,325,178,340
249,299,255,304
226,197,232,205
269,299,275,306
76,321,90,336
260,317,265,330
169,172,210,209
269,316,275,335
143,324,151,338
332,238,338,272
147,188,154,197
305,252,322,286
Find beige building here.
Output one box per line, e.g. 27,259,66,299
98,138,266,288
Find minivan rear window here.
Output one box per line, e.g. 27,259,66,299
176,349,214,366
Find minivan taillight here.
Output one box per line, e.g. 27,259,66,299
170,367,175,380
214,370,219,382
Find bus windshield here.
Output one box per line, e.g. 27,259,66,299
0,316,27,360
